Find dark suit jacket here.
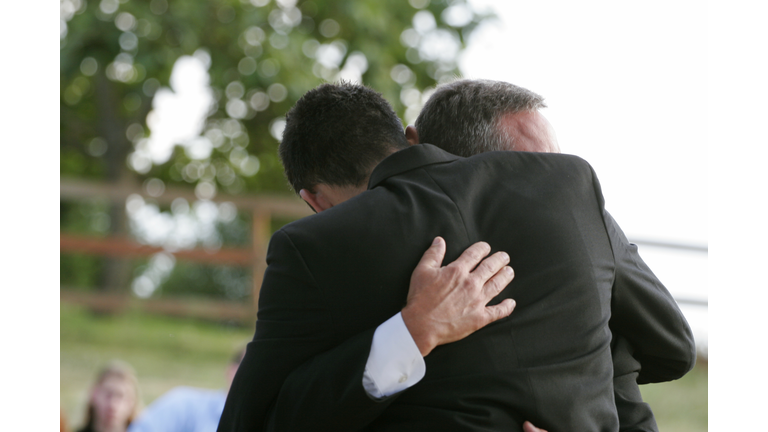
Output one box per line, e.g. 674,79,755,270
218,144,695,432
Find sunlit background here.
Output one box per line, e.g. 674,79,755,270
50,0,725,430
460,0,709,358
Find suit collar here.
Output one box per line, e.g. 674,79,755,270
368,144,461,190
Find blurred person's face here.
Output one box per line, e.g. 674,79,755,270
90,375,136,432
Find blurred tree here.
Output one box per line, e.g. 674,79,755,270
60,0,490,296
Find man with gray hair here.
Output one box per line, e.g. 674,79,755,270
410,79,560,156
408,78,685,432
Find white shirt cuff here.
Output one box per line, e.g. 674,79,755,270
362,312,426,399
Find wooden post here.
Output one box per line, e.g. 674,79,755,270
251,210,272,311
61,178,313,321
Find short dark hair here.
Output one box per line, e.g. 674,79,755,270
415,79,547,157
279,82,409,194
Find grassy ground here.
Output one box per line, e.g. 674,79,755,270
61,303,707,431
641,362,708,432
60,303,254,429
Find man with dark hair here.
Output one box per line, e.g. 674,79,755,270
408,78,686,431
279,83,411,197
219,82,695,432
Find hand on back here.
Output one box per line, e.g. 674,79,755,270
402,237,516,356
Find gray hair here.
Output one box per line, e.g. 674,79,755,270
414,79,547,157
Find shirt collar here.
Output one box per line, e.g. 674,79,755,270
367,144,461,190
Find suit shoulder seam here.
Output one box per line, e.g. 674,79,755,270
274,229,325,295
273,229,335,327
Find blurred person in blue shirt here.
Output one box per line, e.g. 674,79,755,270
128,348,244,432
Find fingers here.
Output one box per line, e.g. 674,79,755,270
482,265,514,298
471,251,511,282
452,241,491,271
486,298,516,323
416,237,447,270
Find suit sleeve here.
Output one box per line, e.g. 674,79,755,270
611,336,659,431
217,229,400,432
588,168,697,384
266,327,404,431
217,229,332,432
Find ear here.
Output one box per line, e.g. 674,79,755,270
405,125,419,145
300,188,333,213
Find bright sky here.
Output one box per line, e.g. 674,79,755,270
459,0,709,352
461,0,707,246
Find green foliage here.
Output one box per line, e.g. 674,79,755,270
60,200,113,235
60,0,491,298
61,0,489,194
159,261,252,300
61,253,106,289
216,213,252,247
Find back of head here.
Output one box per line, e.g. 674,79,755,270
415,79,546,157
279,82,410,194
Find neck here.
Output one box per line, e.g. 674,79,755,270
323,183,368,206
94,419,124,432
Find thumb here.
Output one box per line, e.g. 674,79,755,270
523,421,547,432
417,237,446,270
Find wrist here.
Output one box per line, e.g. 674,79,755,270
401,306,437,357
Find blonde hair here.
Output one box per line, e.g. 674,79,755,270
80,360,142,431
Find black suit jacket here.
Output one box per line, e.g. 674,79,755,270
219,144,695,432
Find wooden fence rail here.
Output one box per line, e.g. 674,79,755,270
60,178,313,318
60,290,256,325
60,233,258,266
61,178,707,320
